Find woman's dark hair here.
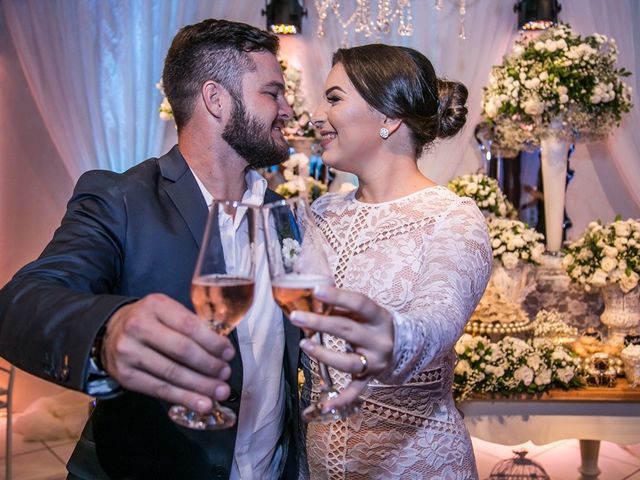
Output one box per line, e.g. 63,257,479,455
162,19,279,130
332,44,468,156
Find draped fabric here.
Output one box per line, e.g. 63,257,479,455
2,0,211,177
1,0,638,284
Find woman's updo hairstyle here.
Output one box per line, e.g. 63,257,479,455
332,44,468,156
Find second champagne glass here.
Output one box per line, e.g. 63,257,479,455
168,200,258,430
261,197,359,422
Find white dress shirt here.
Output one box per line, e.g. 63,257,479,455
192,168,286,480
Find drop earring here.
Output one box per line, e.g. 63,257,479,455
379,127,390,139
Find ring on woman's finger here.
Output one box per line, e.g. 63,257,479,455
352,353,370,380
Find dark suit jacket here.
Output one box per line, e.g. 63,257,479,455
0,146,300,479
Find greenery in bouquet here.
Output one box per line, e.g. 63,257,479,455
482,23,633,151
448,173,517,218
562,217,640,293
275,153,328,203
156,59,316,138
488,217,545,269
453,334,582,402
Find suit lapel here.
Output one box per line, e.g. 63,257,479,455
159,146,208,251
158,146,243,375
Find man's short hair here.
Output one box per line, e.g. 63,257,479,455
162,19,279,130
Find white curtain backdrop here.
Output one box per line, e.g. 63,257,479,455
2,0,212,177
1,0,639,287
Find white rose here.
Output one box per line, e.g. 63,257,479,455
539,71,549,81
527,354,542,371
591,94,601,104
559,94,569,104
514,366,534,386
523,98,544,115
454,359,472,376
534,41,544,51
545,40,557,52
556,367,575,383
615,222,631,237
492,239,502,248
512,237,525,248
535,368,552,386
465,183,479,195
603,245,618,258
556,39,568,50
601,256,617,273
512,44,525,56
590,269,609,288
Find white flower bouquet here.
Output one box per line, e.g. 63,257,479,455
447,173,516,218
453,333,582,402
482,23,633,151
275,153,328,202
562,217,640,293
488,217,545,269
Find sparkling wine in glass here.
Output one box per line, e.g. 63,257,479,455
262,197,359,422
168,200,257,430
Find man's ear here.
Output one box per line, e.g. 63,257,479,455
202,80,225,119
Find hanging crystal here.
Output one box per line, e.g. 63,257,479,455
314,0,414,43
458,0,467,40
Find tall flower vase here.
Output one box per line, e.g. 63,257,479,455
540,128,568,253
600,285,640,346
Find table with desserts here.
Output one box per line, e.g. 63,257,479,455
460,258,640,479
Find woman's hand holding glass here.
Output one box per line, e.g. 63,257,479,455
289,286,395,411
262,197,360,422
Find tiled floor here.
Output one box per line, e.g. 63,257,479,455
1,417,639,479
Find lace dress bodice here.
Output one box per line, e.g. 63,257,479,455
301,186,492,480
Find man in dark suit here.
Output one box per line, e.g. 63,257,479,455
0,19,300,479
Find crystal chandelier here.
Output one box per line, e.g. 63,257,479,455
315,1,469,45
314,0,414,45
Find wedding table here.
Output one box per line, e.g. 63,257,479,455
459,379,640,479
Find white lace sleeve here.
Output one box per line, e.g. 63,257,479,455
377,198,492,385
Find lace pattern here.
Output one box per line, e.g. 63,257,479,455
300,187,491,479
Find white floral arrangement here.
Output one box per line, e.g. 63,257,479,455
279,58,314,138
453,333,582,402
482,23,633,151
275,153,328,202
448,173,517,218
532,309,578,339
156,59,315,138
562,217,640,293
281,238,301,269
488,217,545,269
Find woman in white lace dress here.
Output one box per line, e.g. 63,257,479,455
289,44,492,479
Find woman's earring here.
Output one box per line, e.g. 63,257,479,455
379,127,390,139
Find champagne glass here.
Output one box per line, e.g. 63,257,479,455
261,197,359,422
168,200,258,430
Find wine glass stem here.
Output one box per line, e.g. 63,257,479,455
315,332,335,390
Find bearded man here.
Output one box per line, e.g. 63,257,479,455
0,19,300,480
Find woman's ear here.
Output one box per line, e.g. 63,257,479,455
381,116,403,136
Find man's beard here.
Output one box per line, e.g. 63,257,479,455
222,97,289,169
